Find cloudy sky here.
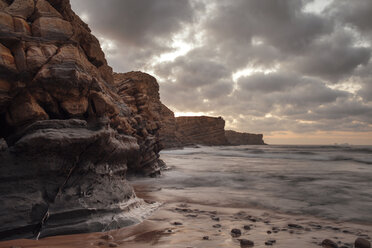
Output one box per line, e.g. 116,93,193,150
70,0,372,145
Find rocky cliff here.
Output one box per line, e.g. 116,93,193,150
0,0,159,240
225,130,266,145
175,116,229,146
114,71,165,175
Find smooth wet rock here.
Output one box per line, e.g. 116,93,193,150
355,238,371,248
239,239,254,247
231,228,242,237
322,239,339,248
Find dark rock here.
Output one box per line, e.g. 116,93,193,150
322,239,339,248
231,228,242,237
108,243,118,247
172,222,183,226
244,225,251,230
213,224,222,228
288,223,303,229
355,238,371,248
239,239,254,247
265,239,276,246
211,216,220,221
203,236,209,240
267,230,272,234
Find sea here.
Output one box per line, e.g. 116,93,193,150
131,145,372,224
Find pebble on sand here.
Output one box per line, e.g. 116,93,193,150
322,239,339,248
355,238,371,248
239,239,254,247
231,228,242,237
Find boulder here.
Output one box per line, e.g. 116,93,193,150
13,17,31,35
32,0,63,19
6,92,49,127
355,238,371,248
0,11,14,32
32,17,73,40
0,42,17,72
5,0,34,20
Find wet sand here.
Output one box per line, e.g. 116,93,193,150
0,184,371,248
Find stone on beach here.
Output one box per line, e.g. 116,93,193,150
322,239,339,248
355,238,371,248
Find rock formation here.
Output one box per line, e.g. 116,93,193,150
159,104,183,149
0,0,160,240
175,116,229,146
114,71,165,175
225,130,266,145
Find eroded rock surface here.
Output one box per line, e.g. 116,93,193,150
114,71,165,176
175,116,229,146
225,130,266,145
0,0,160,240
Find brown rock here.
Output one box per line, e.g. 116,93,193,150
60,97,88,117
0,0,164,241
26,44,58,72
13,17,31,35
32,17,73,40
0,42,17,72
225,130,266,145
0,1,8,10
355,238,371,248
175,116,229,146
6,92,49,127
0,11,14,33
89,91,119,117
5,0,34,19
33,0,63,19
322,239,339,248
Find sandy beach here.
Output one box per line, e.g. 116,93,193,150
1,182,371,248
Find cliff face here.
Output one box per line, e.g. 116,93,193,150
159,104,182,149
225,130,266,145
0,0,158,240
114,71,165,175
175,116,229,146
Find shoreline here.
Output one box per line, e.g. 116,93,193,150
1,183,371,248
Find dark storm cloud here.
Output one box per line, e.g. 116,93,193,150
292,29,371,81
71,0,372,139
327,0,372,33
71,0,197,71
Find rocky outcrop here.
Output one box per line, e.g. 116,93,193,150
0,0,160,240
114,71,165,175
159,104,182,149
225,130,266,145
175,116,229,146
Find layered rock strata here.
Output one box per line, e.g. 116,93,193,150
225,130,266,145
114,71,165,175
0,0,160,240
175,116,229,146
159,104,182,149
